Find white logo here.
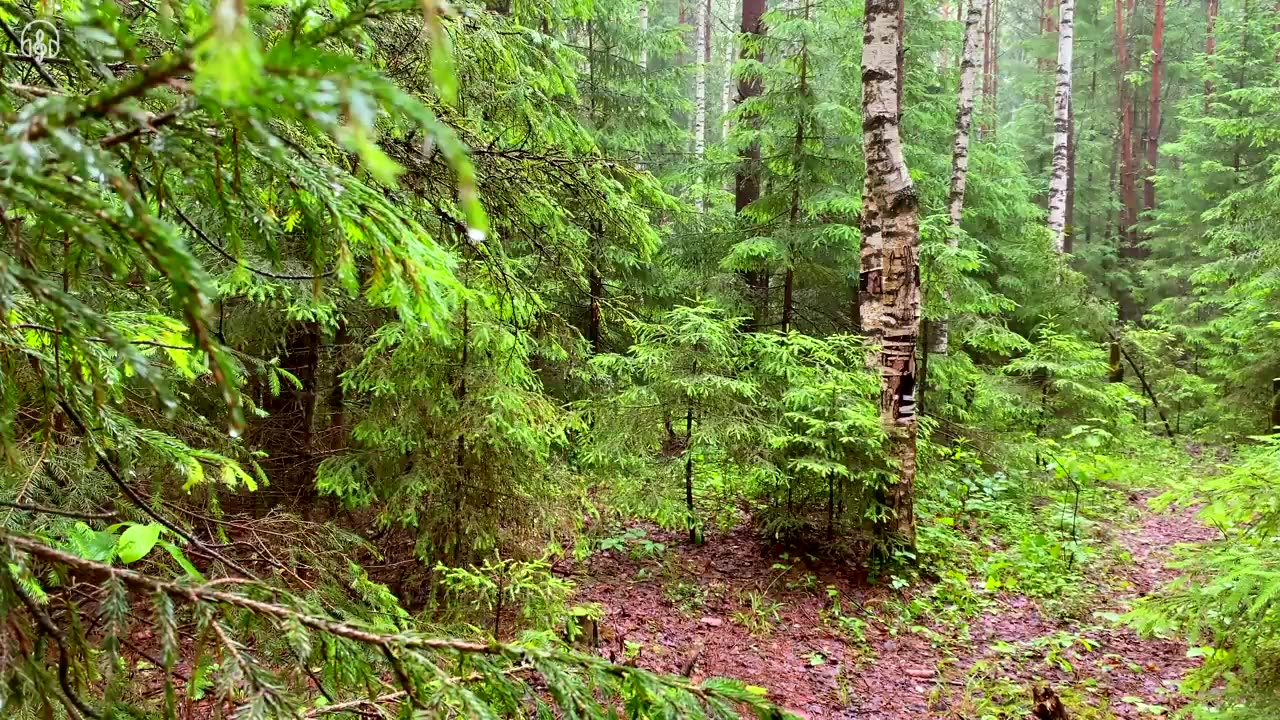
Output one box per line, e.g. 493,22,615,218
20,20,60,63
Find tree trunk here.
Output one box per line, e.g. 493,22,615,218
694,0,709,211
934,0,983,356
1205,0,1217,101
736,0,768,329
588,239,603,354
861,0,920,550
639,3,649,70
982,0,993,121
1046,0,1075,251
782,2,810,335
684,397,697,543
1114,0,1138,253
1142,0,1165,215
722,0,737,143
329,321,348,450
1065,94,1076,252
991,0,999,123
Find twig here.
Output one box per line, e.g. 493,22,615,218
169,203,334,281
1110,333,1175,439
0,500,118,521
16,323,194,351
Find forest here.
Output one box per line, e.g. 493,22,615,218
0,0,1278,717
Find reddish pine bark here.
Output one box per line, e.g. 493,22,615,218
1114,0,1138,252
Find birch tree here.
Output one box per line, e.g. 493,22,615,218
860,0,921,549
934,0,983,355
639,2,649,70
1046,0,1075,251
722,0,738,143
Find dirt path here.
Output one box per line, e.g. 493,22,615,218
573,493,1216,719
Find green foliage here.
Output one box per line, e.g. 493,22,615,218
1129,436,1280,719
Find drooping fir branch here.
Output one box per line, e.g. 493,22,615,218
1,531,792,719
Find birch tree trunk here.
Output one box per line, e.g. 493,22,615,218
1142,0,1165,214
933,0,983,355
639,3,649,71
694,0,709,211
860,0,920,550
722,0,737,144
1046,0,1075,251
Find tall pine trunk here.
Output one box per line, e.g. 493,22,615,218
694,0,710,211
1142,0,1165,214
1046,0,1075,251
737,0,768,328
1114,0,1138,254
934,0,983,355
861,0,921,550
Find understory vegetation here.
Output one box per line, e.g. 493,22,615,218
1,0,1278,717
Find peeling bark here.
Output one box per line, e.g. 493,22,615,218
861,0,920,550
934,0,983,356
1046,0,1074,252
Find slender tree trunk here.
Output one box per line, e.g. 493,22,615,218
329,321,348,450
991,0,1000,122
1046,0,1075,251
981,0,993,133
782,1,810,335
1065,94,1076,252
639,3,649,70
684,390,697,543
934,0,983,356
1205,0,1217,101
737,0,768,328
694,0,710,211
722,0,738,144
861,0,920,550
1115,0,1138,253
452,301,470,564
1142,0,1165,215
588,235,603,354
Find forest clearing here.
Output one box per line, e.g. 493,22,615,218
2,0,1279,718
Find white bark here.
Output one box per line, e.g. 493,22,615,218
639,3,649,70
722,0,737,144
933,0,983,356
860,0,920,548
949,2,982,227
694,0,709,211
1046,0,1074,251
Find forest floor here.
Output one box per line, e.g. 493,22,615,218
573,490,1217,719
